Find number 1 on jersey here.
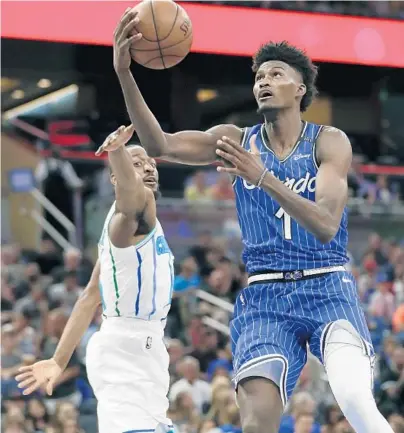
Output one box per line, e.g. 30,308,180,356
275,207,292,240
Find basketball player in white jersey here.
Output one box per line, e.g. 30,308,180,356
16,125,175,433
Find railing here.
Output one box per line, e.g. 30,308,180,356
20,208,75,250
31,188,76,241
20,187,82,251
196,288,322,363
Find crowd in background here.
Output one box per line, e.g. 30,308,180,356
199,1,404,19
2,227,404,433
183,166,403,207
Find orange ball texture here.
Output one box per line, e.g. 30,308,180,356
130,0,193,70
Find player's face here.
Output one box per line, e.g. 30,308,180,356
128,147,160,192
253,61,306,114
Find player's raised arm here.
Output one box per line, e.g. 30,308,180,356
113,9,242,165
96,125,151,248
16,260,101,396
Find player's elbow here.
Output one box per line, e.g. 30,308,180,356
80,285,101,308
317,224,338,244
317,233,334,244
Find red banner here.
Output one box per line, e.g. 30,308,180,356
2,1,403,68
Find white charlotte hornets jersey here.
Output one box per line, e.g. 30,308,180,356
98,203,174,323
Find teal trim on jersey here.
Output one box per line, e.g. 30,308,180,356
134,225,157,249
108,241,121,317
148,235,157,320
98,282,106,311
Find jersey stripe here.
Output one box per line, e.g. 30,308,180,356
149,235,157,319
108,242,121,317
135,250,142,316
165,256,174,307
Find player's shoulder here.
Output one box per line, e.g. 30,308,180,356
316,125,352,164
317,125,350,143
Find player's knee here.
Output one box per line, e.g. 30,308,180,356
323,319,366,360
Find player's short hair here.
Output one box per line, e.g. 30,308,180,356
252,41,318,112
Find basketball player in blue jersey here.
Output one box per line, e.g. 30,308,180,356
115,9,392,433
16,125,175,433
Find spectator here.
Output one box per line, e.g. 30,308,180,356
167,339,185,384
392,263,404,305
51,248,93,287
170,391,201,433
94,159,114,201
41,310,81,414
364,233,388,266
388,414,404,433
368,279,396,322
25,398,50,432
35,237,63,276
35,148,83,240
357,253,378,301
189,231,214,270
205,376,234,425
189,327,221,373
377,346,404,416
1,324,23,400
333,417,355,433
294,412,315,433
169,356,212,414
173,257,201,330
279,392,321,433
369,175,394,205
48,271,83,313
208,174,235,201
52,401,81,432
392,304,404,334
321,403,343,433
12,308,39,356
185,171,211,202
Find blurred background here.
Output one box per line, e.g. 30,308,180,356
1,2,404,433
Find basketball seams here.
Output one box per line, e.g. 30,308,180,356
150,0,166,69
130,0,192,70
139,55,185,67
130,30,193,52
158,3,179,42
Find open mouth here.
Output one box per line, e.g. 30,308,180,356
144,178,157,187
259,90,273,101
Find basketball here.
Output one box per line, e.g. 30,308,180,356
130,0,193,70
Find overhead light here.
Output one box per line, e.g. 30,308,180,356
1,77,20,92
197,89,218,103
37,78,52,89
11,89,25,99
3,84,78,120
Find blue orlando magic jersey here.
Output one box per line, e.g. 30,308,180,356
233,121,348,273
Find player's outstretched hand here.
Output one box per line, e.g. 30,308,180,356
95,125,135,156
216,135,267,186
16,359,62,396
113,8,143,72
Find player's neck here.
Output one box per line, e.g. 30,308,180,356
264,110,303,154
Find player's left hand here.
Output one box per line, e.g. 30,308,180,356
95,125,135,155
216,134,266,186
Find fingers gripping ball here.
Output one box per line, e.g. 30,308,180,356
130,0,193,69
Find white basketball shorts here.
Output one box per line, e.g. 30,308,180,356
86,317,172,433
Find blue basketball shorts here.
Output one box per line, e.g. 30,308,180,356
230,270,373,405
